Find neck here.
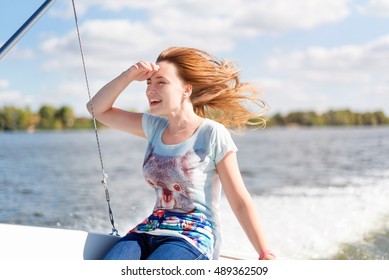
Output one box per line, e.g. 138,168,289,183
166,104,203,132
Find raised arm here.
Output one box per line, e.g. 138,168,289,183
216,151,275,260
86,61,159,137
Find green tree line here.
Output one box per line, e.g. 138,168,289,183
267,109,389,127
1,106,388,131
0,105,93,131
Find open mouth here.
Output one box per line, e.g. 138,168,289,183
150,99,161,106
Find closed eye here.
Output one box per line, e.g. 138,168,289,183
146,80,166,86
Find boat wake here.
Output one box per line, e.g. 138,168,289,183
220,171,389,260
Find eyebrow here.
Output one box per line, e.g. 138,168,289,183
147,76,166,81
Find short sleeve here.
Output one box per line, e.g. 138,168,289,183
212,123,238,164
142,113,168,140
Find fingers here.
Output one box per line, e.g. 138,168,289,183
130,61,159,81
136,61,159,73
128,61,156,81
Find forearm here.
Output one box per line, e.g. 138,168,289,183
229,191,270,256
87,69,133,114
217,152,274,259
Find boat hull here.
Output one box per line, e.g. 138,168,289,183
0,223,120,260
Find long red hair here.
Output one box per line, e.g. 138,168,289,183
156,47,268,130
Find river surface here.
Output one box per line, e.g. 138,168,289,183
1,126,388,259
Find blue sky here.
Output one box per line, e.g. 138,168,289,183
1,0,389,117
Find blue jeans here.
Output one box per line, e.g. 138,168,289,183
103,232,208,260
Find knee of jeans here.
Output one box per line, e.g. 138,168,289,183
103,240,142,260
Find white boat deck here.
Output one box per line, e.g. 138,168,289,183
0,223,245,260
0,223,119,260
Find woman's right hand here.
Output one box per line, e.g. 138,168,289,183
86,61,157,137
127,61,160,82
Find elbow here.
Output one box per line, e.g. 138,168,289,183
86,100,100,116
86,101,94,115
86,101,112,118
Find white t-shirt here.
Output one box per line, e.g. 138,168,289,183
129,113,237,259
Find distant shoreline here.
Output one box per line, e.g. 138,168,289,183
1,105,388,131
264,109,389,127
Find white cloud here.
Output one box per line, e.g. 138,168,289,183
40,19,163,79
52,0,351,39
1,46,35,60
154,0,347,34
259,35,389,113
51,80,149,116
234,0,349,32
42,0,353,81
259,75,389,114
0,80,24,106
358,0,389,16
18,0,386,115
265,35,389,84
0,79,10,89
258,77,332,114
0,86,33,108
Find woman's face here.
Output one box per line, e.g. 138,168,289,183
146,61,189,116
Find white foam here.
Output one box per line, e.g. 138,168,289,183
220,174,389,259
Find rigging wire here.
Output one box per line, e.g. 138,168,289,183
71,0,119,236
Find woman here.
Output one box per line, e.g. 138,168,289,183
87,47,275,260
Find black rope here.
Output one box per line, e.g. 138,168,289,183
71,0,119,236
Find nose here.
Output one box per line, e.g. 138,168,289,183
146,84,156,96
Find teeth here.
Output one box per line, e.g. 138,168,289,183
150,99,161,102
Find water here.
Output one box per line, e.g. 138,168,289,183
1,127,389,259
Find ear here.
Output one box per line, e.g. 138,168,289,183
183,84,192,98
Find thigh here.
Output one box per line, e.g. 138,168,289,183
147,236,208,260
103,233,146,260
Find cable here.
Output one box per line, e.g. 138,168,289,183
71,0,119,236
